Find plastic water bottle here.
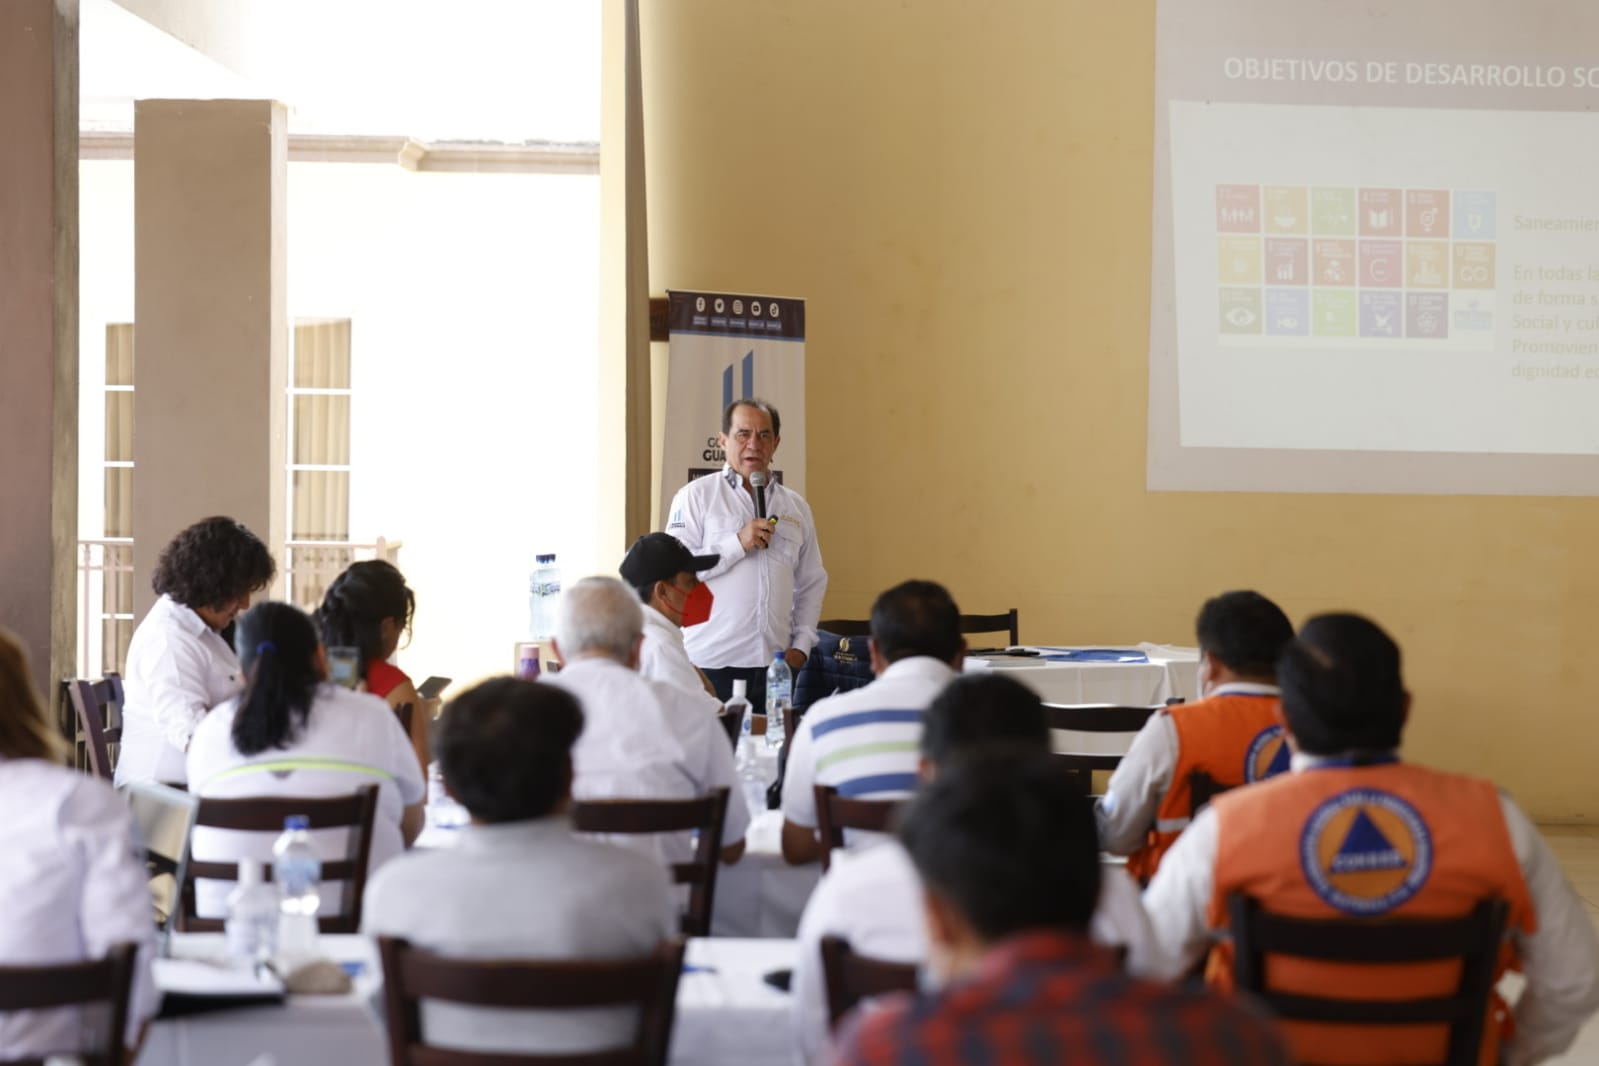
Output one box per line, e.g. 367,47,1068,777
225,858,278,968
729,681,766,815
273,815,321,960
527,553,562,639
765,652,791,751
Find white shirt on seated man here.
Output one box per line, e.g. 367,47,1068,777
364,676,676,1057
619,531,725,716
791,672,1165,1065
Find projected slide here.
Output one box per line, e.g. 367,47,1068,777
1149,1,1599,495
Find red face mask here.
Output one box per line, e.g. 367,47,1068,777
677,581,714,627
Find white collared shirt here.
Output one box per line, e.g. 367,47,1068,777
638,603,723,717
1143,754,1599,1066
551,658,752,864
0,758,157,1055
791,840,1164,1065
364,815,675,1056
117,594,243,786
666,466,827,669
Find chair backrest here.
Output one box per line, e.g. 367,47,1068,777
817,935,918,1030
178,783,380,933
816,618,871,638
1041,703,1157,796
0,942,138,1066
813,785,901,873
1227,893,1509,1066
66,675,125,781
1188,769,1232,818
570,789,729,937
123,781,200,936
377,935,686,1066
958,609,1019,648
793,630,875,714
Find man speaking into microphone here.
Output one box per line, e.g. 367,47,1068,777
666,398,827,717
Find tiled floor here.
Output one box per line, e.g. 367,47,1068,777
1533,825,1599,1065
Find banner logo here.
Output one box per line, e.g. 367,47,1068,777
1299,788,1432,915
723,351,755,412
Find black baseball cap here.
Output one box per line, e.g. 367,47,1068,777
619,533,719,590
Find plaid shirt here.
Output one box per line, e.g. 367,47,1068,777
831,930,1291,1066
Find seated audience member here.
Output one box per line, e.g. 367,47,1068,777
831,751,1291,1066
1098,590,1294,881
364,678,675,1055
187,602,425,918
0,630,157,1058
1145,613,1599,1066
117,516,276,786
550,576,750,864
780,580,965,866
316,559,433,771
792,674,1163,1064
620,532,724,713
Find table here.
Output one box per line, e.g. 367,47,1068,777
963,643,1200,706
710,809,821,938
141,934,799,1066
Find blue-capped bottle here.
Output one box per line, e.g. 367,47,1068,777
765,651,791,751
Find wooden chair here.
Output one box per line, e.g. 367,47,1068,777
377,935,686,1066
0,942,138,1066
571,789,729,937
813,785,902,873
1188,769,1232,818
818,935,918,1030
816,618,871,638
959,609,1020,649
178,784,380,933
66,675,125,781
1227,893,1508,1066
1040,704,1158,800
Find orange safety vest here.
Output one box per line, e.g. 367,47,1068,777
1206,760,1535,1066
1125,691,1285,882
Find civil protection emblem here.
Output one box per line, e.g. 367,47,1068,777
1299,788,1432,915
1244,724,1290,782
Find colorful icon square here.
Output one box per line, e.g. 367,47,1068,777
1219,288,1264,335
1311,188,1357,235
1314,290,1357,337
1218,237,1262,285
1453,191,1496,240
1452,292,1495,334
1453,242,1496,289
1360,292,1402,338
1359,240,1403,288
1359,189,1403,237
1313,239,1355,286
1264,186,1310,235
1406,293,1449,339
1406,242,1449,289
1264,238,1309,285
1216,185,1261,233
1264,289,1310,336
1406,190,1450,238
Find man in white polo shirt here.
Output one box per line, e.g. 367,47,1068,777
778,580,964,866
665,398,827,717
618,532,723,716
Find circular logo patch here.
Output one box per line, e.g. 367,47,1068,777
1299,788,1432,915
1244,724,1290,783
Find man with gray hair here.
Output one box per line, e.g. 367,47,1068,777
549,576,750,865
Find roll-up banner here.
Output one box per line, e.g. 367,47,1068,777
660,290,807,526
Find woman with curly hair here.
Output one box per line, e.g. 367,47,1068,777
116,516,276,786
315,559,432,770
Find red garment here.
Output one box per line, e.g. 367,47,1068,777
365,659,410,700
832,930,1290,1066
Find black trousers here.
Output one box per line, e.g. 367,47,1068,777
702,665,769,716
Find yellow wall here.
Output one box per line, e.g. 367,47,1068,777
640,1,1599,820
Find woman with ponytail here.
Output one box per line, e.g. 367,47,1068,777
315,560,432,771
185,602,425,919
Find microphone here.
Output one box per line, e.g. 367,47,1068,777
750,469,768,520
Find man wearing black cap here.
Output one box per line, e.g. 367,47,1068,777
620,532,723,717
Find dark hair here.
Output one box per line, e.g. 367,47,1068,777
233,602,322,756
870,580,962,664
922,674,1048,765
0,629,67,763
721,398,782,439
1195,590,1294,679
899,751,1100,941
1278,613,1406,756
436,678,584,823
152,516,276,610
315,560,415,665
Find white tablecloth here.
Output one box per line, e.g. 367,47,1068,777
141,934,799,1066
710,809,821,938
964,643,1200,706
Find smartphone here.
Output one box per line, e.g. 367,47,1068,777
762,968,793,993
327,646,362,690
416,676,452,700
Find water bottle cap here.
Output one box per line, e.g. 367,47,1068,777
731,679,747,697
284,815,310,831
537,553,556,564
773,650,785,662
